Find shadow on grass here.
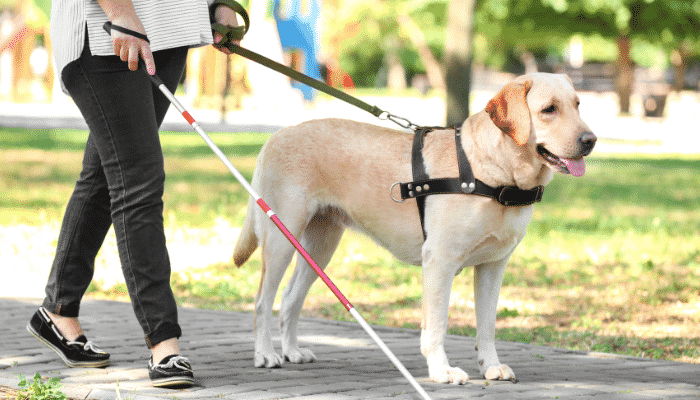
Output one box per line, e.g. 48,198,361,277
447,325,700,362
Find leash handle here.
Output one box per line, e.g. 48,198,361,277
102,22,165,87
210,0,250,42
103,21,150,43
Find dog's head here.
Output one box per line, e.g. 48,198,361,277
485,73,596,177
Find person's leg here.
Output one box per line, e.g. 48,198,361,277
29,133,111,368
66,46,189,347
30,39,114,364
141,46,190,363
42,134,112,340
43,35,189,346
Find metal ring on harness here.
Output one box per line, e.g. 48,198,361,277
390,182,405,203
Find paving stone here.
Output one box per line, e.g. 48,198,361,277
63,385,93,400
224,389,293,399
371,395,415,400
336,390,399,399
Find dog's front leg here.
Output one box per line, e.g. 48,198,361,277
421,250,469,385
474,257,516,381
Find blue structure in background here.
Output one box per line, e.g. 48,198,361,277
272,0,321,101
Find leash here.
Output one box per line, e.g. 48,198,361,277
211,3,419,131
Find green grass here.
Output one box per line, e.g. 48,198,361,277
2,127,699,364
0,127,269,226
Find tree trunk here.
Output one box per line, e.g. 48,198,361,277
444,0,477,126
517,46,538,74
615,35,633,115
397,13,445,91
671,45,688,92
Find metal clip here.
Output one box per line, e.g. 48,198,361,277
379,112,418,130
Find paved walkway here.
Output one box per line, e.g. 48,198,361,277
1,297,698,400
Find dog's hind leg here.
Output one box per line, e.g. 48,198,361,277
279,209,346,364
254,207,306,368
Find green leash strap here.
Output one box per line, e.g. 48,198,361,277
209,0,418,127
227,44,386,119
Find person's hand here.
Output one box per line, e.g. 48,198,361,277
109,15,156,74
212,5,241,54
98,0,156,74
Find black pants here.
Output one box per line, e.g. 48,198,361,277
43,37,189,348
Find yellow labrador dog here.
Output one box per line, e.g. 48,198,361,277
233,73,596,384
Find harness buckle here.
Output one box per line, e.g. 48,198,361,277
498,187,515,206
498,185,544,206
535,185,544,202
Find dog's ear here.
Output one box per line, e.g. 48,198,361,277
485,79,533,146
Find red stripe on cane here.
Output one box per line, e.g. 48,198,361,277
182,111,195,125
269,214,353,311
258,197,352,310
257,198,271,213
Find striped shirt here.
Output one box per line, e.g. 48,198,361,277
51,0,216,92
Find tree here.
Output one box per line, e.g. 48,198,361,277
323,0,451,91
444,0,477,126
397,11,445,91
476,0,700,114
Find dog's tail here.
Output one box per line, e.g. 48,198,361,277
233,196,258,267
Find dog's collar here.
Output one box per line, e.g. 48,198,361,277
394,126,544,240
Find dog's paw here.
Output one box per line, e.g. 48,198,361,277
254,351,284,368
483,364,516,382
430,366,469,385
284,347,316,364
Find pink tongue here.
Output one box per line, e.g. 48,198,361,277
561,158,586,177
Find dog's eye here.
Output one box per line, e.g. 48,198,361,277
542,105,557,114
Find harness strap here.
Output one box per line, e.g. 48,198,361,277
400,178,543,205
410,128,430,237
398,127,544,240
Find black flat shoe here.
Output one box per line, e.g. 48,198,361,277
26,307,110,368
149,354,195,388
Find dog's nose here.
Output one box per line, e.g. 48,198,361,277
580,131,597,151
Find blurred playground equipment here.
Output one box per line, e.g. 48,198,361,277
1,0,350,112
0,0,53,103
273,0,322,101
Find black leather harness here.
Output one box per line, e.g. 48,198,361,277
394,126,544,239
